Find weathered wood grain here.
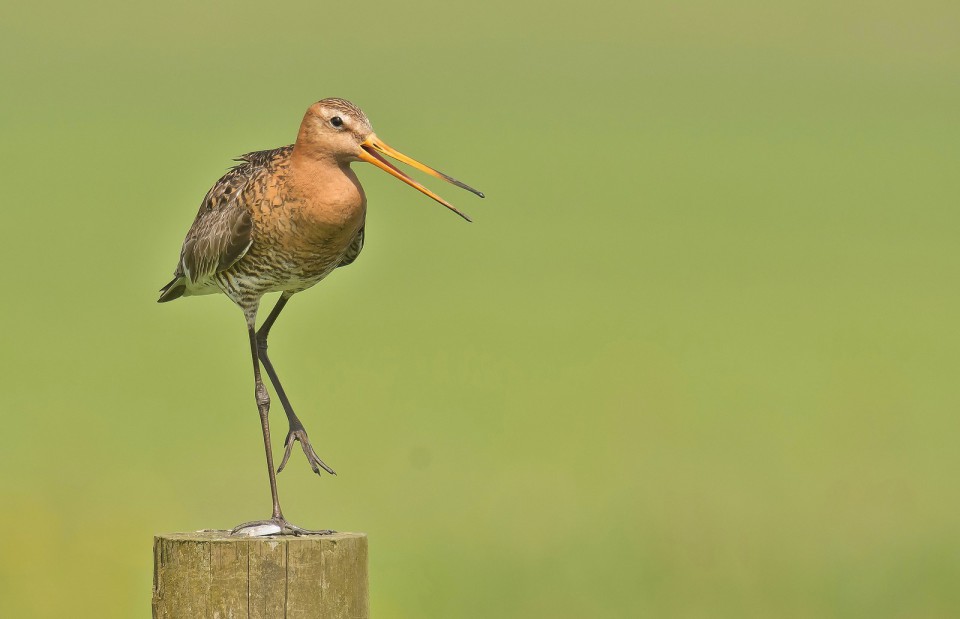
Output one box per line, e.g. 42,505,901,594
153,531,368,619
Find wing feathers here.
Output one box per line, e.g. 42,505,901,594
163,147,292,294
181,202,253,284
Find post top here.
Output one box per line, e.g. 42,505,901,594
155,530,366,542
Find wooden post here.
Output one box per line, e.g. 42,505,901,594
152,531,368,618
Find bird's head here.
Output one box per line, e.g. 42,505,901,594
296,97,483,221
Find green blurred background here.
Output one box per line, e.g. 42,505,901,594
2,1,959,617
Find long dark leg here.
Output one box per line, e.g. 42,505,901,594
246,309,284,520
232,306,335,537
256,293,335,476
256,293,300,429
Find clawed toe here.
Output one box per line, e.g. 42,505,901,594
231,518,336,537
285,522,336,536
277,427,336,476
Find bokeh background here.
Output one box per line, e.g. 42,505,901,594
2,1,959,617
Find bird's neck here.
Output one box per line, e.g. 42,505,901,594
290,140,344,169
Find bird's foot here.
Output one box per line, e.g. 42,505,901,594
230,517,336,537
277,425,336,476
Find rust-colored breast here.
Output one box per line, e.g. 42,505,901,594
171,145,367,307
214,148,367,304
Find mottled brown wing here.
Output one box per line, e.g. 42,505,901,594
337,226,365,268
159,146,293,302
178,167,254,284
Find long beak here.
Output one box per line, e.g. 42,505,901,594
358,134,484,222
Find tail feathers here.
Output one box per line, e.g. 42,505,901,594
157,277,187,303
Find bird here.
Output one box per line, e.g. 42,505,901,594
158,98,483,536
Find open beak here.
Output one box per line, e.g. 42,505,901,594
358,134,484,222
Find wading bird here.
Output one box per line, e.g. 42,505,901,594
158,98,483,536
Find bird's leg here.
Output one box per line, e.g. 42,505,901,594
256,293,336,477
231,307,333,537
244,310,283,521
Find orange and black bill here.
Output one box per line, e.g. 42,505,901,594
359,135,484,222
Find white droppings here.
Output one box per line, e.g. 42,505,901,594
235,523,282,537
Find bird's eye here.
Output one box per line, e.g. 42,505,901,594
330,116,343,128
